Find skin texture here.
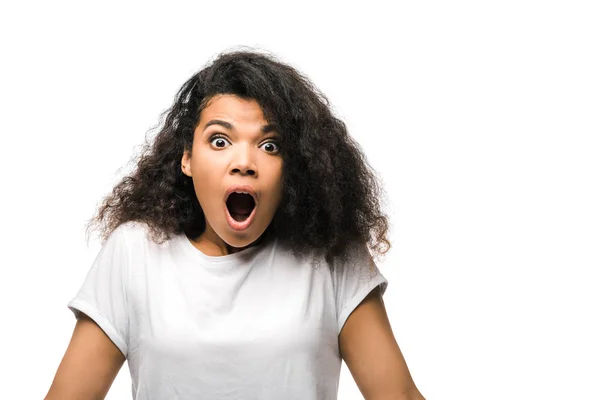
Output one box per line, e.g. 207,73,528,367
181,94,284,256
44,315,125,399
340,287,426,400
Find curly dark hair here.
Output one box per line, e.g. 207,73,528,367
85,47,391,267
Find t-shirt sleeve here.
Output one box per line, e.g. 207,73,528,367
333,241,389,335
67,225,131,358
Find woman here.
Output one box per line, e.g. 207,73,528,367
45,49,426,400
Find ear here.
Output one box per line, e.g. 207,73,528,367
181,150,192,177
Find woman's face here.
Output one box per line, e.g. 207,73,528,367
181,94,283,254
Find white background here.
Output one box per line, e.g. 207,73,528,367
1,1,598,399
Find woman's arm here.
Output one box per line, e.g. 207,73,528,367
340,287,426,400
44,313,126,400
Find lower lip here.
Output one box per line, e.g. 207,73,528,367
225,204,257,231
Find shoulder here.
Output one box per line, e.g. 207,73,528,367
113,220,168,246
104,221,156,259
332,241,381,278
113,221,184,256
115,220,149,236
113,220,144,238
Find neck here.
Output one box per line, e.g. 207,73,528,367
189,231,265,257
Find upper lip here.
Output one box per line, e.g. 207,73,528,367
224,184,258,204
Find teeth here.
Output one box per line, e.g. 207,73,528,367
229,191,255,203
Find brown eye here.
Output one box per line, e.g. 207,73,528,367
260,141,280,154
209,135,230,149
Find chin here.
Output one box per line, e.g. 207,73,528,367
222,230,263,249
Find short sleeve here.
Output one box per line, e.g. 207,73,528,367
333,242,389,335
67,225,130,358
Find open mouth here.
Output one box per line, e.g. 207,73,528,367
226,192,256,222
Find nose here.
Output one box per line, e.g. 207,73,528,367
229,143,257,177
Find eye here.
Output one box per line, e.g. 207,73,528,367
260,140,281,154
209,134,231,149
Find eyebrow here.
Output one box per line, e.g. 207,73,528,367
203,119,278,134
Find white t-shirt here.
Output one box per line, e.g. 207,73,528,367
67,221,388,400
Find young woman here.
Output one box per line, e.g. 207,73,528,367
45,49,426,400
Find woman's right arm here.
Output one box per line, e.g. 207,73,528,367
44,313,126,400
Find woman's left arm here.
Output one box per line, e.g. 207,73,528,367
339,287,427,400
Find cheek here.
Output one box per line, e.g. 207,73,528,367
191,167,220,205
193,153,224,179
